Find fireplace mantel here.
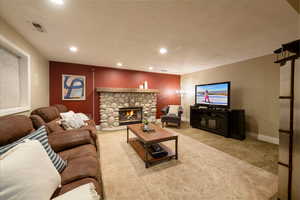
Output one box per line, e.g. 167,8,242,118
96,87,159,93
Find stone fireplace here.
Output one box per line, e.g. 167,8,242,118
97,88,159,129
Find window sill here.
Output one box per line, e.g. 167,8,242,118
0,106,31,116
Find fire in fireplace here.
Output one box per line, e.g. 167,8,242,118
119,107,143,125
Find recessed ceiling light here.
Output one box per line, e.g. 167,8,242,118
117,62,123,67
149,66,153,70
50,0,64,5
159,48,168,54
69,46,78,52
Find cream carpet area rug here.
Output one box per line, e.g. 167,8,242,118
99,129,277,200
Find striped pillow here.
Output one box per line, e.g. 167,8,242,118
0,126,67,172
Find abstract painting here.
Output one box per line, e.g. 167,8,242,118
62,74,86,100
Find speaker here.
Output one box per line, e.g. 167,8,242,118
230,110,245,140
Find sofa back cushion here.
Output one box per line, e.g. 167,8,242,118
0,140,61,200
0,115,34,146
0,126,67,172
30,114,46,129
31,106,60,123
53,104,69,113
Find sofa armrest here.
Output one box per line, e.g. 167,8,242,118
81,120,98,141
48,130,95,153
85,119,96,127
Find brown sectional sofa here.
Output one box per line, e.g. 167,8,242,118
30,104,97,144
30,104,98,144
0,110,103,199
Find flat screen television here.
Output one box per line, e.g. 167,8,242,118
195,81,230,108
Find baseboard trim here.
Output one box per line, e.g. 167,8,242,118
96,125,101,131
98,122,279,144
248,132,279,145
258,135,279,145
181,117,190,122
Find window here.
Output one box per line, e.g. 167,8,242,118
0,35,31,116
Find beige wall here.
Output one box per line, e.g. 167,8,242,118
0,17,49,115
181,54,280,139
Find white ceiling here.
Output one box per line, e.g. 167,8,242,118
0,0,298,74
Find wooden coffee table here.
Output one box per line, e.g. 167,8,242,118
127,123,178,168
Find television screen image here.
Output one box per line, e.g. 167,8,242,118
195,82,230,107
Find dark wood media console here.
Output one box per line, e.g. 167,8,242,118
190,106,245,140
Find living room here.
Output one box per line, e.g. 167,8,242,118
0,0,299,200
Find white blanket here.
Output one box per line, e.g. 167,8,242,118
60,111,88,129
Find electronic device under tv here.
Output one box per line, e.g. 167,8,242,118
195,81,230,108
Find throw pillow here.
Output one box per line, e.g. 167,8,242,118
52,183,100,200
60,111,75,119
0,140,61,200
0,126,67,172
168,105,180,115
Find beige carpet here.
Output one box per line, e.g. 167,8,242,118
99,129,278,200
169,124,278,175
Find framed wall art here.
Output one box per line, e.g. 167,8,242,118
62,74,86,100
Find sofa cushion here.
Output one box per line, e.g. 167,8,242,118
0,140,61,200
31,106,60,123
54,178,101,198
59,144,97,161
0,115,34,146
0,126,67,173
60,156,99,185
53,104,69,113
161,114,180,121
48,130,95,153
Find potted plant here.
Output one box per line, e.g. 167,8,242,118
143,119,149,130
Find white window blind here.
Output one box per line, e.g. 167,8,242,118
0,47,21,109
0,35,31,116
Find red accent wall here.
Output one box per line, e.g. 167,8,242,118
49,61,181,124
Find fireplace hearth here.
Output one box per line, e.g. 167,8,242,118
119,107,143,125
